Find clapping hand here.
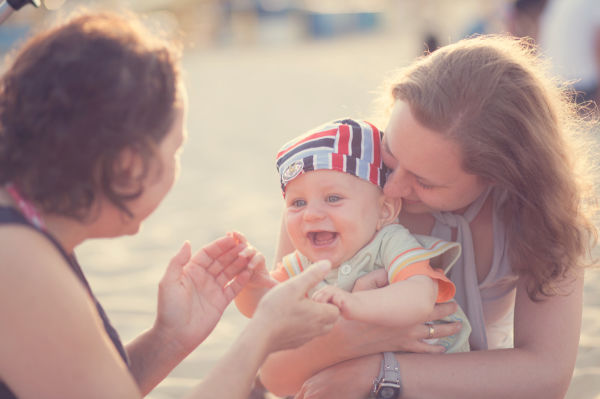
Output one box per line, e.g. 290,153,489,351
154,235,254,353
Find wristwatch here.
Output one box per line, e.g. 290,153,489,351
371,352,402,399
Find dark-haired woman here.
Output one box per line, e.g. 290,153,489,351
0,11,339,399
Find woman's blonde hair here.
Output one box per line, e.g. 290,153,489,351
386,35,598,300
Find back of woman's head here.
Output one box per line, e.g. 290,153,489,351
388,35,598,299
0,11,180,219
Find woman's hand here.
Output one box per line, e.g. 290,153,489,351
253,260,341,353
189,261,339,399
294,354,381,399
351,269,462,354
322,302,458,356
258,279,462,396
293,301,462,399
154,235,253,353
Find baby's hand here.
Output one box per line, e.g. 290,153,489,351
232,232,278,289
352,268,388,292
312,285,354,318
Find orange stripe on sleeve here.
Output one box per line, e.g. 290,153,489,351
390,260,456,303
294,252,304,272
270,263,291,283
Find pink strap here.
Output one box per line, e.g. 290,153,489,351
5,182,45,230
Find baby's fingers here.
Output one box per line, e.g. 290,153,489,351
312,286,346,311
311,289,332,304
248,252,265,271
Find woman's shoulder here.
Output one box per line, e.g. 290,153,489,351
0,224,80,294
0,223,138,398
0,221,60,255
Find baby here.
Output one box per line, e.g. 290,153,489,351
235,118,470,391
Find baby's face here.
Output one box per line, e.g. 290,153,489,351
284,170,384,268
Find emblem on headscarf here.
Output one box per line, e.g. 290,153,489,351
282,159,304,183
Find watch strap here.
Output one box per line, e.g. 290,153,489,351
371,352,402,398
380,352,400,384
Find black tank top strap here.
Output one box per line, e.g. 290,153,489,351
0,207,130,399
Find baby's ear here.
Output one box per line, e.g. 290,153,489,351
377,195,402,230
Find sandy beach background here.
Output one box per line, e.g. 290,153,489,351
5,1,596,397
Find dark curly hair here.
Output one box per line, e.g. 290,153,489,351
0,11,181,219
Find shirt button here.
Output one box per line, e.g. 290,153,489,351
340,263,352,275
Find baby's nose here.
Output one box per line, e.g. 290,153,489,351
303,202,326,220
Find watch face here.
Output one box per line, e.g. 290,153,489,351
379,386,399,399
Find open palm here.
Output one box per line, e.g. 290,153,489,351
154,236,251,352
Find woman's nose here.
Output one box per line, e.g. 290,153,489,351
383,169,412,199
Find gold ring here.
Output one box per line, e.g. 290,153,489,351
428,325,435,339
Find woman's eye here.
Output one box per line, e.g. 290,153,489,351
416,180,434,190
384,165,393,180
327,195,341,203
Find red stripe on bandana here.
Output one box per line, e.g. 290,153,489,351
332,153,344,172
276,128,338,159
337,124,350,156
369,164,379,186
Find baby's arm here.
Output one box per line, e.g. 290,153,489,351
312,261,438,327
232,233,278,318
233,262,274,317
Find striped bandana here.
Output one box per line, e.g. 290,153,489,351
275,118,387,196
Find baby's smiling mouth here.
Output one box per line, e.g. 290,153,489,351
307,231,338,246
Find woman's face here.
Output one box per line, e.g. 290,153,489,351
382,101,488,214
112,89,188,236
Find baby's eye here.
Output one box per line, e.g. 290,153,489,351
326,195,342,203
291,199,306,207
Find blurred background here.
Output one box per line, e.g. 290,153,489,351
1,0,599,398
0,0,551,54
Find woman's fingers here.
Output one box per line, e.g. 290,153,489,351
161,241,192,284
178,236,249,291
426,301,458,321
422,321,462,340
227,231,247,245
286,260,332,298
254,261,340,351
413,321,462,353
222,269,252,302
407,340,447,354
189,235,242,271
